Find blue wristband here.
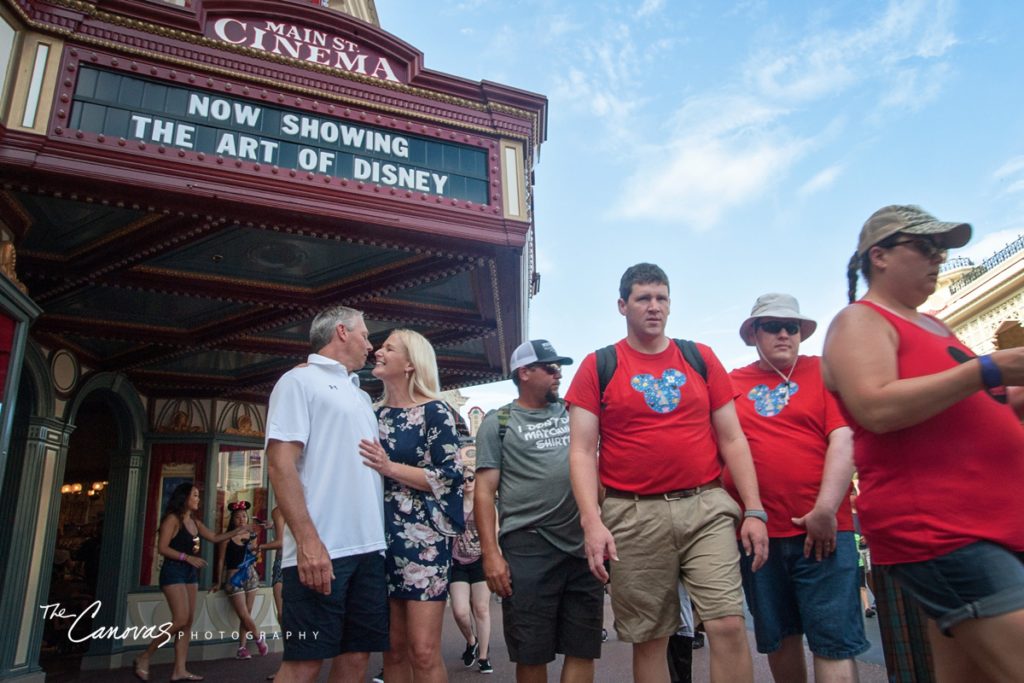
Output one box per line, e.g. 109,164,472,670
978,354,1003,389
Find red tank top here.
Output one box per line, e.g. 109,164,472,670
836,301,1024,564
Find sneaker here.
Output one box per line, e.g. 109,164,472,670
236,646,252,660
691,632,705,650
601,628,608,643
372,669,384,683
461,640,479,667
256,634,269,656
478,659,493,674
865,607,877,618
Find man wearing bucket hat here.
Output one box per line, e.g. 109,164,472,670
475,340,605,683
724,293,867,683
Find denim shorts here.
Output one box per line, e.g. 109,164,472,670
280,551,389,660
887,540,1024,635
739,532,869,659
159,558,198,586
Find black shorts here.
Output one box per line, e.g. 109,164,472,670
281,551,389,660
450,557,485,584
500,530,604,665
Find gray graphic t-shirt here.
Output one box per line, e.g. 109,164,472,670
475,401,583,556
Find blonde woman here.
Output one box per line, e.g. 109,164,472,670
360,329,464,683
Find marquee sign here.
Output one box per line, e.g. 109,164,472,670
207,18,406,83
67,67,488,203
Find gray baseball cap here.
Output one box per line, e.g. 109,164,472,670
509,339,573,374
857,205,971,257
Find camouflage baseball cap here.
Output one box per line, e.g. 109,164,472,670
857,205,971,256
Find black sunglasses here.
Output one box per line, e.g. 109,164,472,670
528,363,562,375
757,320,800,335
887,235,947,260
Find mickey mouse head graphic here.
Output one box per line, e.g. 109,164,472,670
631,369,687,413
747,381,799,417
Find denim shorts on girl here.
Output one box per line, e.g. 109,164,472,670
159,558,199,585
887,540,1024,635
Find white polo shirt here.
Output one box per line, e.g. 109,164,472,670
266,354,385,567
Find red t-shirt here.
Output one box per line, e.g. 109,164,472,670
723,356,853,537
565,339,735,494
836,301,1024,564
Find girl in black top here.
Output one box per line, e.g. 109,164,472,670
212,501,269,660
133,482,249,682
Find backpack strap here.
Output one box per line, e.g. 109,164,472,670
595,344,618,405
673,339,707,381
496,402,513,443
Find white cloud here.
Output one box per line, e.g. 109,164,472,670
798,164,844,197
614,132,810,229
637,0,664,18
1006,180,1024,195
994,156,1024,179
611,0,961,228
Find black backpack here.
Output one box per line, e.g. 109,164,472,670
595,339,707,406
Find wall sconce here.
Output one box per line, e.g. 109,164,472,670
87,489,95,497
60,484,72,494
92,482,104,491
71,483,83,493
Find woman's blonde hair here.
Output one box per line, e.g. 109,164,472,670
380,329,444,405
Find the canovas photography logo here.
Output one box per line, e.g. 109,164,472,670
41,601,174,646
41,601,318,646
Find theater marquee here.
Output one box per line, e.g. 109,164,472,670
67,67,489,203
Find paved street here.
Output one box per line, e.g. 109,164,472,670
47,593,889,682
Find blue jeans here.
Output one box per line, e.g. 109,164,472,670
739,532,869,659
887,540,1024,635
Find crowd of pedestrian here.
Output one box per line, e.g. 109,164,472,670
144,204,1023,683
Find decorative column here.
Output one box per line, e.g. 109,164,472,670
80,448,144,662
0,417,73,682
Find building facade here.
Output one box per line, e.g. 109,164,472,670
0,0,547,679
926,236,1024,353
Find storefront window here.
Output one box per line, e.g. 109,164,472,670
214,447,270,580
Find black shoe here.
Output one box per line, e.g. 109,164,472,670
478,659,493,674
865,607,876,618
372,669,384,683
691,632,705,649
462,640,479,667
601,628,608,642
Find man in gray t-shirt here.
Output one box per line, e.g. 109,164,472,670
475,340,604,683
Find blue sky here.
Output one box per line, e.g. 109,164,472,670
379,0,1024,414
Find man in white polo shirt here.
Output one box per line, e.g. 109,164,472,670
267,304,387,683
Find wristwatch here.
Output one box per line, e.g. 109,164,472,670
743,509,768,523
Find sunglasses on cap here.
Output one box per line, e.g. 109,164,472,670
885,234,947,261
756,320,801,335
528,362,562,375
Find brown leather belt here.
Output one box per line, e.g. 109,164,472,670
604,479,722,501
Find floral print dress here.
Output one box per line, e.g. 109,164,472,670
377,400,464,600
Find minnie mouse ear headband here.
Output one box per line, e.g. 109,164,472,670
739,293,817,346
228,500,251,512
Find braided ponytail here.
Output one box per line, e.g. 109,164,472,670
846,252,860,304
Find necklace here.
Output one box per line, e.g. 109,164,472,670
758,352,798,405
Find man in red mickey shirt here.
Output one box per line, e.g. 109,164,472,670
567,263,768,683
724,293,867,683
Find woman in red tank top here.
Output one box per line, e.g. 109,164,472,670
822,205,1024,682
